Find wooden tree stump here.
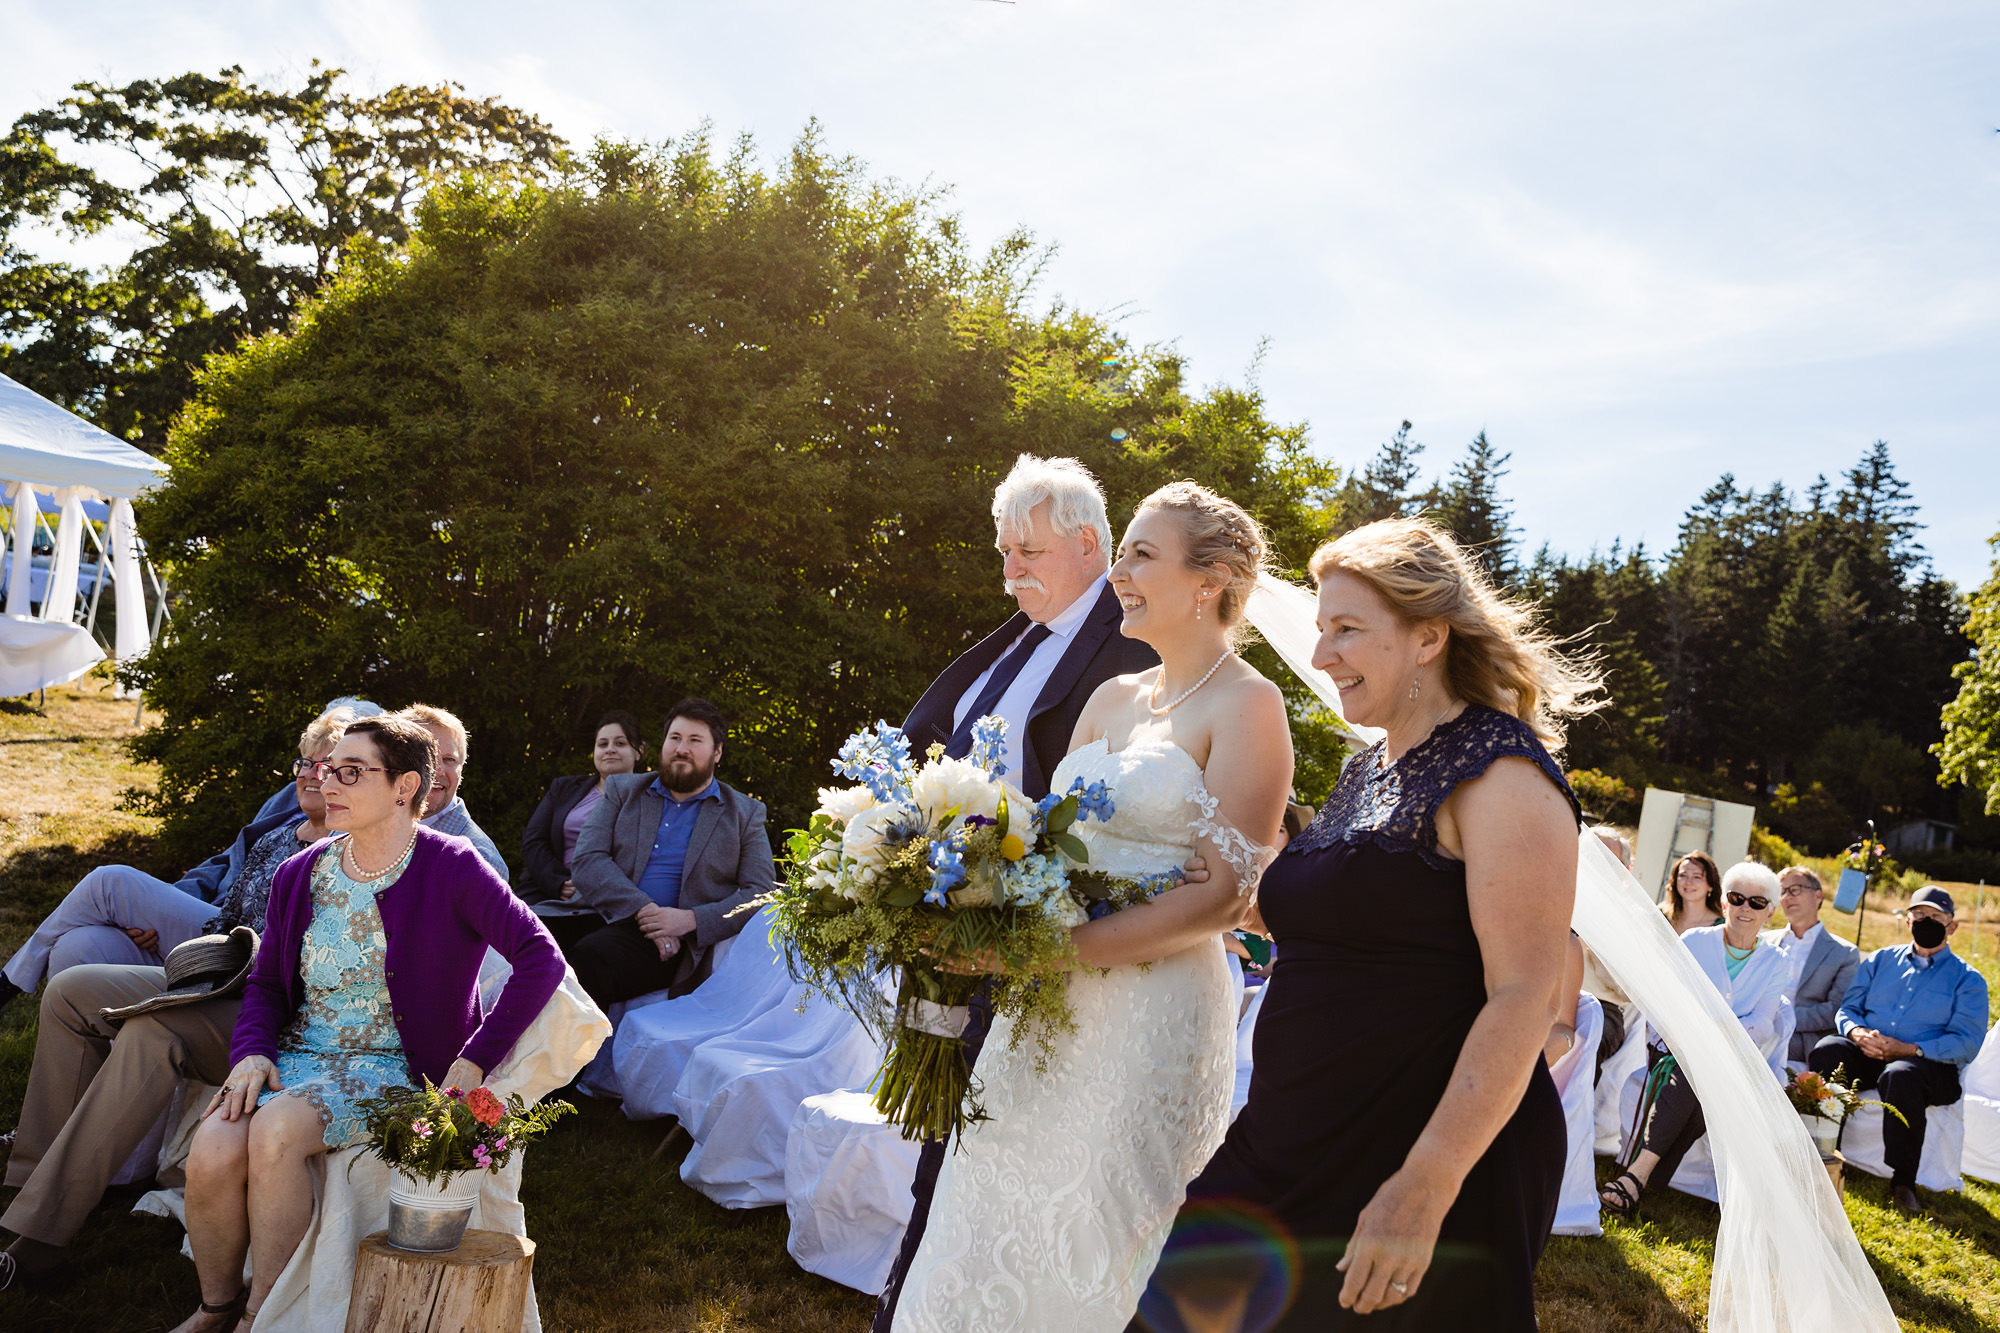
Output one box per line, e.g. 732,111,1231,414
346,1230,536,1333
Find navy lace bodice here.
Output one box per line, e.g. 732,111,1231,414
1291,703,1580,867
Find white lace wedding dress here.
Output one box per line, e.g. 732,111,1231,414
893,738,1266,1333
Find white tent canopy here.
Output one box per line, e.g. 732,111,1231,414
0,372,170,697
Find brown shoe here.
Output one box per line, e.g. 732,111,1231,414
1892,1184,1923,1216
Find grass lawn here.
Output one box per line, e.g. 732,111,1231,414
2,677,1998,1330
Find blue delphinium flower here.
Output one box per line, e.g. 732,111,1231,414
968,714,1010,778
832,720,914,803
1068,778,1116,825
926,836,968,905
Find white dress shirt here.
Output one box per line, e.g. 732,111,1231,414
1764,920,1825,998
952,575,1108,782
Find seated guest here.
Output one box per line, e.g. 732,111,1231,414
567,698,776,1007
1602,862,1787,1218
1661,850,1725,934
518,710,643,907
395,703,509,878
0,700,375,1012
0,708,350,1288
1763,865,1859,1067
1810,885,1990,1216
171,715,562,1331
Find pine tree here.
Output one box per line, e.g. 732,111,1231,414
1427,431,1516,587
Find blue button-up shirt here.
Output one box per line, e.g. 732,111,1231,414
635,775,720,908
1836,943,1989,1067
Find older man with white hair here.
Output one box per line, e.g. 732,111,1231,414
877,454,1158,1332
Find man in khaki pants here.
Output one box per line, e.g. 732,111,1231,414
2,960,242,1286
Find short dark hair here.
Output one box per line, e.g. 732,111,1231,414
597,710,643,751
345,715,437,807
663,698,727,749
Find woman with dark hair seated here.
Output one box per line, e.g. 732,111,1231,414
519,710,643,907
1661,851,1724,935
169,715,564,1332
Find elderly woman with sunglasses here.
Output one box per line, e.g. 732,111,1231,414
1600,860,1788,1219
170,715,564,1333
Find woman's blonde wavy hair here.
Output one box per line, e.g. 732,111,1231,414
1308,517,1602,750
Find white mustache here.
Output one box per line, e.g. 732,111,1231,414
1005,577,1046,596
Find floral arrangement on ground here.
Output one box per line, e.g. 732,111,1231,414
1785,1066,1905,1126
356,1080,576,1185
755,716,1177,1143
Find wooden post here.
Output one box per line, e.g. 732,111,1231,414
346,1230,536,1333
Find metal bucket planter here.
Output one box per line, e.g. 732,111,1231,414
387,1171,481,1252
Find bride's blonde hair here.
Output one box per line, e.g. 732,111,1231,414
1308,517,1602,749
1133,482,1269,633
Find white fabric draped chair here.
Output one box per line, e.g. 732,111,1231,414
1839,1101,1966,1193
1594,1008,1646,1155
608,907,800,1117
1231,981,1268,1120
1550,992,1606,1236
784,1090,924,1294
673,985,886,1208
137,962,609,1333
1959,1023,2000,1184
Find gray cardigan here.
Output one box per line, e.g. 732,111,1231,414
569,772,776,958
1763,924,1861,1064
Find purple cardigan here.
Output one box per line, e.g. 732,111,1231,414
230,826,564,1084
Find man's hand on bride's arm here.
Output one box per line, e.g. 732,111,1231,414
1179,854,1210,885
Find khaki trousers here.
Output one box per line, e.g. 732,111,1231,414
2,963,239,1246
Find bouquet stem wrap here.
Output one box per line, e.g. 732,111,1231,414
877,974,982,1142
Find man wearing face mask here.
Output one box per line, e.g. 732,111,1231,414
1810,885,1989,1215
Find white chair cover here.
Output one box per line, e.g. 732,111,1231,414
1962,1024,2000,1184
1838,1100,1965,1193
1550,993,1606,1236
1231,982,1269,1120
612,907,802,1120
674,987,886,1208
784,1089,924,1294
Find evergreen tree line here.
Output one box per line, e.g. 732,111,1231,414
1332,425,1985,864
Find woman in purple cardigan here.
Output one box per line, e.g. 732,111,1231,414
170,715,563,1333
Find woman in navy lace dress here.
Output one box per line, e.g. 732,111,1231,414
1134,519,1596,1332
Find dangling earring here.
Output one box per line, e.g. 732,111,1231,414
1409,666,1423,702
1196,591,1205,621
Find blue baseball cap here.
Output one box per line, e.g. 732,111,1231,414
1909,885,1955,917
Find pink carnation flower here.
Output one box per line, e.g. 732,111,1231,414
466,1086,506,1128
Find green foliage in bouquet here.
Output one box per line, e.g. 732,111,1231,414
356,1080,576,1186
1784,1066,1907,1127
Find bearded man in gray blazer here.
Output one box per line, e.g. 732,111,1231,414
1762,865,1861,1065
567,698,776,1006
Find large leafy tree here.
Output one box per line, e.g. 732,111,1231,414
128,130,1341,866
0,64,565,443
1938,532,2000,815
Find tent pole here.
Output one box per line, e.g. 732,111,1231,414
82,513,110,646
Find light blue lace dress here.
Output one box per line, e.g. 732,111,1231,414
256,840,414,1147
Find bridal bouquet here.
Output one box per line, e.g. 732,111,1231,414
763,717,1174,1143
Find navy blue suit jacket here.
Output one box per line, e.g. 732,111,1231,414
902,581,1158,799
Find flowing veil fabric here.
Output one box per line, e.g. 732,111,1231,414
1242,572,1898,1333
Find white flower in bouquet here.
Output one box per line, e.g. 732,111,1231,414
910,756,1009,828
815,784,878,826
842,801,912,870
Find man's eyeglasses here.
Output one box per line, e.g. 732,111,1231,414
1725,891,1770,911
309,760,392,787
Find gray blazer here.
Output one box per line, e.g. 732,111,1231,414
570,773,776,976
1763,924,1861,1063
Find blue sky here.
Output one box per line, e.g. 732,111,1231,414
6,0,1997,586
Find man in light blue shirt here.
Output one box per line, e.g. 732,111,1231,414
1810,885,1989,1215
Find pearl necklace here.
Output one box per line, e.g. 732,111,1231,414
1149,649,1233,716
345,826,418,881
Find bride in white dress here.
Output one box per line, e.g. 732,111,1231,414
895,482,1295,1333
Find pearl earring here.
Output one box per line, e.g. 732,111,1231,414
1196,591,1205,620
1409,667,1423,702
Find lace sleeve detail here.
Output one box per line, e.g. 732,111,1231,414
1188,776,1278,898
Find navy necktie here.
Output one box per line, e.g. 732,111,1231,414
946,623,1053,758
